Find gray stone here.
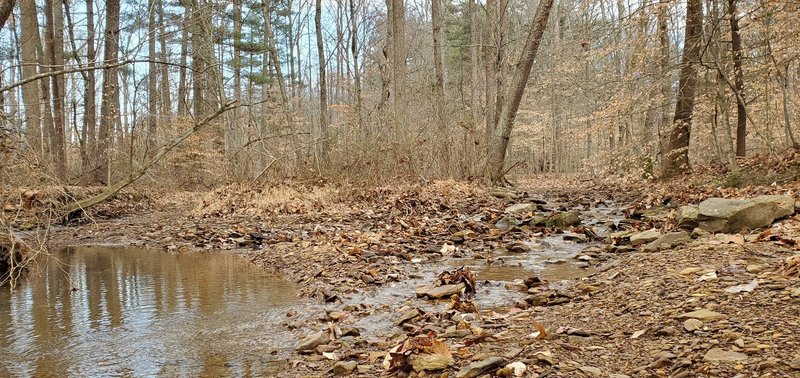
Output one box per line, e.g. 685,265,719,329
677,205,700,230
409,353,454,372
332,360,358,375
545,211,581,228
630,229,661,246
643,231,690,252
691,227,711,239
703,348,747,363
505,203,536,215
496,215,521,232
579,366,602,376
456,356,505,378
297,331,329,352
678,309,725,321
416,283,466,299
697,195,795,233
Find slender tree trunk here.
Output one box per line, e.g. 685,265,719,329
0,0,14,32
391,0,405,129
19,0,41,154
657,0,670,159
158,0,171,122
484,0,497,143
468,0,479,128
486,0,555,183
316,0,330,155
147,0,158,154
349,0,362,129
84,0,97,169
728,0,746,157
662,0,703,177
233,0,242,104
96,0,121,184
265,0,303,164
177,2,190,116
431,0,447,173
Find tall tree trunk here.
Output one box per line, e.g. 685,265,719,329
265,0,303,164
391,0,405,129
431,0,447,173
232,0,242,104
96,0,121,184
657,0,670,159
468,0,479,128
486,0,555,183
661,0,703,177
349,0,362,128
50,0,66,179
158,0,171,122
147,0,158,154
728,0,746,157
19,0,41,154
84,0,97,170
316,0,330,155
177,2,190,116
0,0,14,32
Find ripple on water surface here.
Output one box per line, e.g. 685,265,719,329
0,246,299,377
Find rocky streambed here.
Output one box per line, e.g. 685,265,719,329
25,184,800,377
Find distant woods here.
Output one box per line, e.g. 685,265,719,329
0,0,799,187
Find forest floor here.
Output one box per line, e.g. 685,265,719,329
6,153,800,377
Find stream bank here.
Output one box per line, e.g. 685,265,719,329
10,180,800,376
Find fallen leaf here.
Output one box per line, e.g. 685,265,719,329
724,279,759,293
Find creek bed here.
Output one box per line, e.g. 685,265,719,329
0,246,299,377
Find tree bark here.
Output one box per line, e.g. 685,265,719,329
485,0,555,183
431,0,447,172
391,0,405,129
728,0,746,157
177,1,190,116
349,0,362,128
147,0,158,154
96,0,121,184
316,0,330,155
158,0,171,122
661,0,703,177
0,0,14,32
19,0,41,154
84,0,96,167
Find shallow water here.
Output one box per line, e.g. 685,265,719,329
0,246,299,377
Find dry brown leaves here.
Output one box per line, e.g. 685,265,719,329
384,333,452,371
438,267,477,298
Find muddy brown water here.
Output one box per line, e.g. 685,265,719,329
0,246,299,377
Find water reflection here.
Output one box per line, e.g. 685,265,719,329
0,246,298,377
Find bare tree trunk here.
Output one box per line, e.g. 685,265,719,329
85,0,97,169
431,0,447,173
96,0,121,184
349,0,362,129
19,0,41,154
147,0,158,154
0,0,14,32
177,2,190,116
728,0,746,157
158,0,171,122
391,0,405,129
233,0,242,104
662,0,703,177
657,0,670,159
486,0,555,183
468,0,479,128
316,0,330,155
778,60,799,149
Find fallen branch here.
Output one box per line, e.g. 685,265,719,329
63,101,237,218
